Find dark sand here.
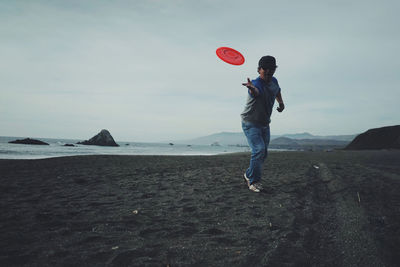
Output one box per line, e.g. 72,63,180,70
0,151,399,266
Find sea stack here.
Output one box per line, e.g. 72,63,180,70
77,129,119,147
345,125,400,150
64,144,75,147
9,138,49,145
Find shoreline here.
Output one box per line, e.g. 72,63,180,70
0,148,395,161
0,140,253,160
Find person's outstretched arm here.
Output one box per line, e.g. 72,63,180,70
242,78,259,97
276,92,285,112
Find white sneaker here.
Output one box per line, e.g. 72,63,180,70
243,173,250,187
254,183,263,190
248,183,260,193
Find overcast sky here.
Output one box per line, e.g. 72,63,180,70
1,0,399,142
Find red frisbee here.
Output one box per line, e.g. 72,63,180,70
216,47,245,65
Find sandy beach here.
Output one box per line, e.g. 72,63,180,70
0,150,399,266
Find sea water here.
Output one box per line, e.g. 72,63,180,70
0,136,252,159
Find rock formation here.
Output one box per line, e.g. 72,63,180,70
345,125,400,150
77,129,119,147
211,142,221,146
64,144,75,147
9,138,49,145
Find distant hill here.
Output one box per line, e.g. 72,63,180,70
345,125,400,150
280,132,315,139
270,137,299,146
270,137,350,150
281,132,356,141
175,131,356,148
176,132,248,146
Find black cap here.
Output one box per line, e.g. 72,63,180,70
258,56,277,69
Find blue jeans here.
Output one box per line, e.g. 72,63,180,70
242,121,270,185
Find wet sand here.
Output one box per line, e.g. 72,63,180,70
0,150,399,266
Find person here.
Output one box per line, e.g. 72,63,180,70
241,55,285,192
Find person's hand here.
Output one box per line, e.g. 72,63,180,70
277,102,285,112
242,78,259,96
242,78,254,89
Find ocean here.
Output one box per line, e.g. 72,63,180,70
0,136,252,159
